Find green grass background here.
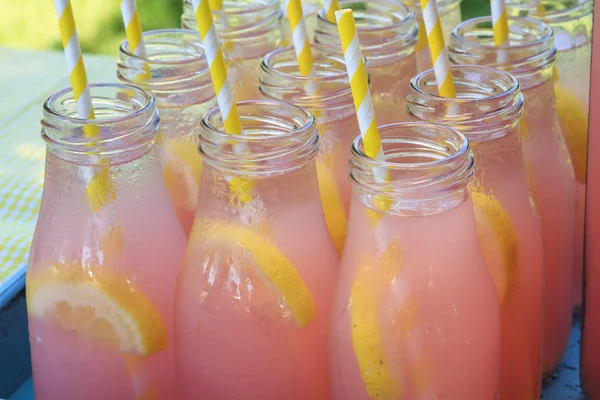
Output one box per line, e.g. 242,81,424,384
0,0,489,56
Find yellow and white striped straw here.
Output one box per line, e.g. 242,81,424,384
286,0,316,77
121,0,147,58
53,0,114,212
420,0,456,98
324,0,341,24
491,0,509,47
335,9,384,162
192,0,242,135
192,0,253,203
491,0,510,63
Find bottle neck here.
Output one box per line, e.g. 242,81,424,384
259,44,354,122
407,65,524,143
199,100,318,177
350,122,474,216
182,0,284,60
313,0,418,67
42,84,159,166
506,0,593,50
117,29,215,107
448,16,556,89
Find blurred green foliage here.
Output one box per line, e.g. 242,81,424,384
0,0,488,56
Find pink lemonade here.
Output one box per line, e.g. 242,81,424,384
507,0,593,308
580,14,600,397
313,0,418,126
449,17,577,376
259,44,359,255
182,0,285,101
27,84,187,399
117,29,217,237
175,101,338,399
407,65,544,398
329,123,501,399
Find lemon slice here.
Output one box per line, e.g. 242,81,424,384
27,264,168,355
199,219,317,327
316,158,347,256
471,190,520,306
350,240,404,399
554,83,589,184
163,139,203,207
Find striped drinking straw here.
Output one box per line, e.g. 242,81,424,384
324,0,341,24
121,0,147,57
419,0,456,98
286,0,316,77
53,0,115,212
335,9,385,162
491,0,510,62
192,0,253,203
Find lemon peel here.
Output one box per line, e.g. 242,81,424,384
316,157,347,256
554,82,589,183
27,264,168,355
350,240,404,399
471,190,520,306
201,219,317,327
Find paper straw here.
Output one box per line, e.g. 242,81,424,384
192,0,241,134
53,0,115,212
491,0,510,62
121,0,147,58
419,0,456,98
324,0,341,24
192,0,253,202
286,0,316,77
335,9,384,162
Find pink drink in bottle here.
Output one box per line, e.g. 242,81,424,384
407,65,544,398
117,29,217,236
27,84,186,399
449,16,577,376
175,100,338,399
330,122,501,399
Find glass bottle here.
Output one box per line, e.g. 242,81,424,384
405,0,463,71
329,122,500,399
259,43,358,256
175,100,338,399
407,65,544,399
117,28,217,237
449,16,576,377
279,0,321,45
506,0,592,308
181,0,285,101
581,20,600,397
313,0,418,126
26,84,187,399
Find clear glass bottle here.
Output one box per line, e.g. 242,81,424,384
175,100,338,399
407,65,544,399
449,16,576,377
117,28,217,237
406,0,463,71
27,84,187,399
259,43,357,256
279,0,321,45
506,0,592,308
181,0,285,101
329,122,500,399
313,0,418,126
